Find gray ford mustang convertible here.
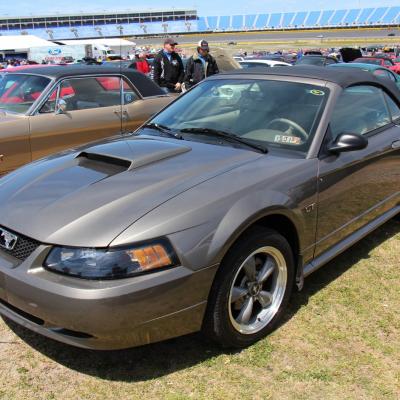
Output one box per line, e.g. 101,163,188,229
0,67,399,350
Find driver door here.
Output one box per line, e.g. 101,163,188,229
29,76,123,160
315,85,400,257
0,74,33,174
0,117,31,175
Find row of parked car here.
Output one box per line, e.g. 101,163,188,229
0,52,399,351
235,50,400,90
1,50,399,176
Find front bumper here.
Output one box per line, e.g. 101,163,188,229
0,245,218,350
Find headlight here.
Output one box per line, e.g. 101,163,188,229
43,240,179,279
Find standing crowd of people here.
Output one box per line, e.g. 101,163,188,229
0,58,31,69
152,38,219,93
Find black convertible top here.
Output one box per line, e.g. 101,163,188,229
218,65,400,97
7,65,165,97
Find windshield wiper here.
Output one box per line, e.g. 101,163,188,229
142,122,183,140
180,127,268,153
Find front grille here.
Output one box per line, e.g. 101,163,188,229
0,226,40,261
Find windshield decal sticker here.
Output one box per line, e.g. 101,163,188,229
274,135,302,145
309,89,325,96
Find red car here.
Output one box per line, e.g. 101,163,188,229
0,65,73,104
353,57,395,68
353,56,400,74
389,60,400,74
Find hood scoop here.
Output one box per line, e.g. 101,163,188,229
75,138,191,172
77,152,132,175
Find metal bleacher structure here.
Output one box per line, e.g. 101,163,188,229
0,6,400,40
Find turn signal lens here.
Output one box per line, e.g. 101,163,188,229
127,245,172,270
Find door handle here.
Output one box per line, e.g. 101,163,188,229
114,110,121,116
392,140,400,149
121,110,129,121
0,154,3,162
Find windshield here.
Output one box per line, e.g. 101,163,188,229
240,62,270,69
0,73,51,114
354,58,381,65
150,79,328,153
297,57,324,66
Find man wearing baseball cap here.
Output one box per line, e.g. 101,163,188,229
153,38,184,93
184,40,219,89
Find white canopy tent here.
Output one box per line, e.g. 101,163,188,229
0,35,55,51
59,38,136,58
59,38,136,47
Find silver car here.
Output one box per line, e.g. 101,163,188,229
0,67,399,350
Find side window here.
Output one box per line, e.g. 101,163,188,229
384,93,400,122
330,85,391,138
384,59,393,66
122,78,140,104
39,86,58,114
58,77,122,111
373,69,395,82
39,82,76,114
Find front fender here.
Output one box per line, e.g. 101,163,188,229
111,157,317,271
207,189,305,264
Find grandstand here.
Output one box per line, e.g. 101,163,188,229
0,9,197,39
0,6,399,40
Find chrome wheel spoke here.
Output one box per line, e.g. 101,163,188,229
231,286,249,303
243,256,256,281
228,245,288,334
257,291,273,308
257,258,275,283
236,296,254,325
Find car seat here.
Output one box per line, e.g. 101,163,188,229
235,91,275,134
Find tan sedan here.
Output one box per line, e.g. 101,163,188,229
0,65,172,174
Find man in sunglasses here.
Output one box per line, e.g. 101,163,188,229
153,38,184,93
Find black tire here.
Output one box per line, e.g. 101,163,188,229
202,227,295,348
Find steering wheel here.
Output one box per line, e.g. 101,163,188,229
266,118,308,140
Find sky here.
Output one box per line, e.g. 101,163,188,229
0,0,399,17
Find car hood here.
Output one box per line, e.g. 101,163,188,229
0,135,261,247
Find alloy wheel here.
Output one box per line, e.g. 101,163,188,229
228,246,287,334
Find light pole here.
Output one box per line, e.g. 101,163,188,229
95,26,103,37
46,29,54,40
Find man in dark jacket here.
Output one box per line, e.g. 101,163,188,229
184,40,219,89
153,38,184,93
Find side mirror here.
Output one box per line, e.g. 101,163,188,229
55,99,67,114
327,132,368,154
